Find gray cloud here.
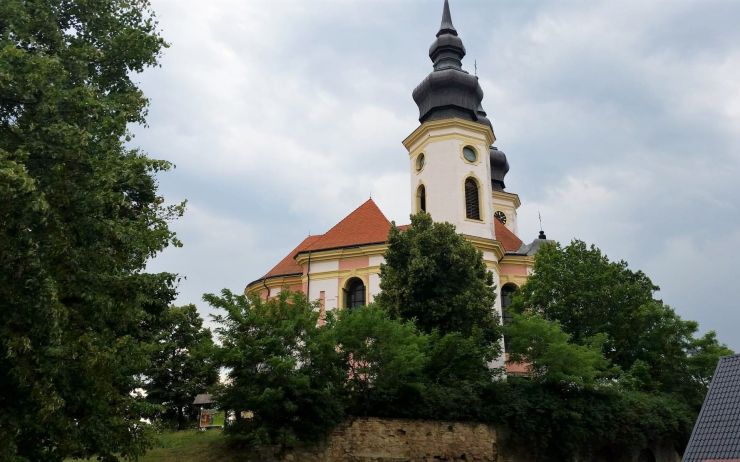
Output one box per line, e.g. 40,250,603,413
141,0,740,349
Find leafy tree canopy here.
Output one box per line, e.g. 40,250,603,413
208,290,345,450
332,305,428,417
376,212,500,345
510,240,732,405
145,305,219,429
505,312,609,387
1,0,179,460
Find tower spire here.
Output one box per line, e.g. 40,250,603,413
412,0,487,126
438,0,457,37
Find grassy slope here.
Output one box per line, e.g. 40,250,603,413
140,430,236,462
69,430,243,462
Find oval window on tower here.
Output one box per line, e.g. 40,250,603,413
463,146,477,163
415,153,425,172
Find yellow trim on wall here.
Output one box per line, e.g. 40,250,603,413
244,274,303,296
338,273,370,311
403,118,495,151
500,274,529,287
463,235,506,261
500,255,534,266
492,190,521,209
308,266,381,282
295,244,388,266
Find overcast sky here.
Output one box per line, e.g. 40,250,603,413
140,0,740,350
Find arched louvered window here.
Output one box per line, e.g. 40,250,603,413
344,278,366,309
464,177,480,220
501,283,518,352
417,184,426,212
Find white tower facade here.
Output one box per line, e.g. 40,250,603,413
403,119,495,240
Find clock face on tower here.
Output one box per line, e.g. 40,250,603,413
494,210,507,224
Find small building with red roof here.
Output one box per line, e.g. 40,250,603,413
244,0,551,374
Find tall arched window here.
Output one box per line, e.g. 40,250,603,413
501,283,518,351
344,278,366,309
464,177,480,220
417,184,426,212
501,283,518,325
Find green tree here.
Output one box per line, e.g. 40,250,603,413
208,290,345,450
510,240,732,404
145,305,219,430
332,305,428,417
1,1,178,460
376,212,500,345
505,313,609,387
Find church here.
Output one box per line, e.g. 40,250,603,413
244,0,550,371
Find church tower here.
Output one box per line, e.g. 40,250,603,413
402,0,497,241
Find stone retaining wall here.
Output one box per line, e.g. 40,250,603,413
266,417,679,462
279,417,496,462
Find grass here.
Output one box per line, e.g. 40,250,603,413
68,429,245,462
139,429,234,461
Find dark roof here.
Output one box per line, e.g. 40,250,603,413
490,146,510,191
412,0,489,127
683,354,740,462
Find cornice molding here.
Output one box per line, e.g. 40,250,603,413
500,254,535,266
492,190,521,209
295,243,388,266
403,118,495,152
463,234,505,261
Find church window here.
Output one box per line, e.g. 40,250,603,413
344,277,366,309
463,145,477,163
501,283,518,351
415,153,425,172
464,177,480,220
417,184,426,212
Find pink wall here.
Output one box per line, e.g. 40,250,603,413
339,256,370,271
499,263,528,276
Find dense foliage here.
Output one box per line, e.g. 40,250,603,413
145,305,219,429
376,212,500,345
0,1,178,460
509,240,733,408
213,226,730,460
208,290,346,449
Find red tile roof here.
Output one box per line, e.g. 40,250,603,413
255,199,525,285
303,199,392,252
263,234,322,278
494,220,524,252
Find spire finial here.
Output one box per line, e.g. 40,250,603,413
438,0,458,37
538,211,547,239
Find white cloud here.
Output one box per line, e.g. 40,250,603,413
136,0,740,349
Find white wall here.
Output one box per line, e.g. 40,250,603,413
308,277,338,310
409,130,494,240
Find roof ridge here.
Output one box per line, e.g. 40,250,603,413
304,199,391,252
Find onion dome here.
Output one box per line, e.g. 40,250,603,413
476,103,493,131
412,0,488,126
489,146,509,191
